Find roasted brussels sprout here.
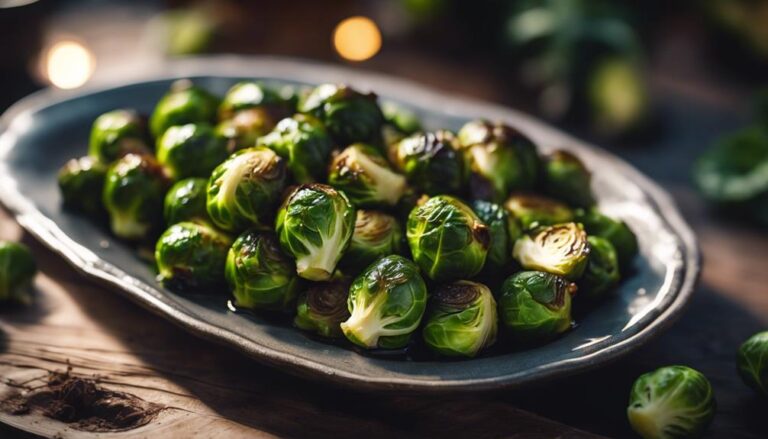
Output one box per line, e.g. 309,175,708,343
225,230,301,311
627,366,716,439
103,153,169,240
472,200,517,271
422,280,498,357
340,210,403,273
88,109,149,163
542,150,595,208
0,241,37,304
276,184,356,281
155,221,232,291
150,79,218,137
737,331,768,397
164,178,208,224
258,114,333,183
294,279,351,338
298,83,384,144
407,195,490,282
499,271,576,342
504,193,574,230
575,208,638,267
58,156,107,217
215,109,275,153
382,102,422,135
218,81,290,121
458,120,540,201
513,223,590,280
340,255,427,349
579,236,620,299
206,147,287,232
328,143,407,208
156,123,228,180
389,130,464,195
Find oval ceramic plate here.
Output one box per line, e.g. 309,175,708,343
0,57,698,392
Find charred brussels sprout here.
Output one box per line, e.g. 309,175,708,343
579,236,620,299
103,154,169,240
390,130,464,195
628,366,716,439
328,143,407,208
259,114,333,183
504,193,574,230
215,109,275,153
340,210,403,273
513,223,590,280
206,147,287,232
155,221,232,291
407,195,490,282
150,79,218,137
298,83,384,144
218,81,290,121
276,184,356,281
88,109,149,163
164,178,208,224
0,241,37,304
156,123,228,179
225,230,300,311
294,279,351,338
575,208,638,267
499,271,576,342
543,150,595,208
737,331,768,397
340,255,427,349
58,156,107,217
472,200,517,271
422,280,498,357
458,120,540,201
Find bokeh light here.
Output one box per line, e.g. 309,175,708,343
333,16,382,62
45,40,95,89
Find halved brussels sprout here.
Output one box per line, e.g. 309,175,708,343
504,193,574,230
156,123,228,180
499,271,576,342
340,255,427,349
472,200,517,271
543,150,595,208
512,222,590,280
58,156,107,217
258,114,333,183
218,81,290,121
298,83,384,144
328,143,407,208
458,120,541,201
155,221,232,291
579,236,620,299
628,366,716,439
422,280,498,357
88,109,149,163
407,195,490,281
215,108,277,153
294,279,351,338
225,230,301,311
737,331,768,397
575,208,638,267
389,130,464,195
0,241,37,304
150,79,219,137
103,153,169,240
206,147,287,232
339,210,403,273
164,177,208,225
276,184,356,281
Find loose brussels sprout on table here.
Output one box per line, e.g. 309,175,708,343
504,193,574,230
164,177,209,225
512,222,590,280
328,143,407,208
579,236,620,299
58,156,107,217
0,241,37,304
150,79,219,138
389,130,464,195
339,210,403,274
575,208,638,267
89,109,149,163
258,114,333,183
294,279,351,338
472,200,517,271
156,123,228,180
737,331,768,397
298,83,384,144
543,150,595,208
155,221,232,291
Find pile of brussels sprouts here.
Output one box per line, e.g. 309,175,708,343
58,78,644,358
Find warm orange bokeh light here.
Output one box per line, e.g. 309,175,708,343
333,16,382,62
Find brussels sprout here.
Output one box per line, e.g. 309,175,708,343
150,79,219,137
298,83,384,144
294,279,351,338
627,366,716,439
588,57,649,135
407,195,490,282
340,210,403,273
389,130,464,195
155,221,232,291
737,331,768,397
340,255,427,349
88,109,149,163
575,208,638,267
0,241,37,304
512,222,590,280
164,178,208,224
499,271,576,342
218,81,290,121
579,236,620,299
276,184,356,281
328,143,407,208
422,280,498,357
58,156,107,217
156,123,228,180
258,114,334,183
206,147,287,232
215,108,277,153
504,193,574,230
542,150,595,208
382,102,422,135
457,120,541,201
103,153,169,240
472,200,516,271
225,230,301,311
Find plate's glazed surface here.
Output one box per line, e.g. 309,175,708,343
0,57,698,392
